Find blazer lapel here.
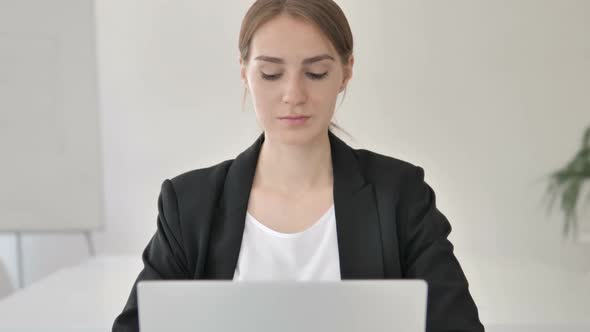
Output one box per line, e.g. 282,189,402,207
205,130,384,280
203,132,262,279
329,132,385,279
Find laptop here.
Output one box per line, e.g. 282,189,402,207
137,280,428,332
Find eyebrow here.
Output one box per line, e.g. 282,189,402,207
254,54,335,65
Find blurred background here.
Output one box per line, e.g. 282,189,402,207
0,0,589,331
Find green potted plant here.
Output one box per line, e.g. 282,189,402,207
546,126,590,240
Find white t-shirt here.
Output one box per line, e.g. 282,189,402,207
233,204,341,281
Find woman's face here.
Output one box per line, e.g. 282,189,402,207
240,14,353,146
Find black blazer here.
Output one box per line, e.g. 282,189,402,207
113,130,484,332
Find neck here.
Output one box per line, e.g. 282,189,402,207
254,132,333,195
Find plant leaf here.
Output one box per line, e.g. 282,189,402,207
544,125,590,239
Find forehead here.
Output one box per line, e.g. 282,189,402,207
250,14,337,62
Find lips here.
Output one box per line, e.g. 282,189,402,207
279,115,310,120
278,115,310,126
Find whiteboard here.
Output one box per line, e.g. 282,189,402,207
0,0,103,232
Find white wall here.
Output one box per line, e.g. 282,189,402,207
91,0,260,258
1,0,590,289
0,0,102,287
93,0,590,268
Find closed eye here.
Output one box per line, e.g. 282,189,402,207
261,73,281,81
261,72,329,81
307,72,328,80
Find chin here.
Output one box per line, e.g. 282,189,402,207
271,127,328,146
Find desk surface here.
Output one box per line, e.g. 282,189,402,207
0,254,588,332
0,255,142,331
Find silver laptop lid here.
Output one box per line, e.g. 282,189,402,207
138,280,427,332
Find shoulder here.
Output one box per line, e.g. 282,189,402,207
161,159,235,207
169,159,233,190
160,146,428,202
350,147,432,211
352,148,425,187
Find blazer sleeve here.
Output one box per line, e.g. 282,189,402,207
398,166,485,332
112,179,191,332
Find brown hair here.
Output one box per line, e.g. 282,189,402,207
239,0,353,139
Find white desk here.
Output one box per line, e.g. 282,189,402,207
0,255,142,332
0,254,588,332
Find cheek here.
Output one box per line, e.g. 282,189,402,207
249,84,277,115
246,78,270,105
246,80,278,125
309,82,340,109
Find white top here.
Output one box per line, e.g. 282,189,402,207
233,204,341,281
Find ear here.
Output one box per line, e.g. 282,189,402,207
341,54,354,89
239,56,247,85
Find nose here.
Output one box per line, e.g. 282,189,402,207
281,74,307,106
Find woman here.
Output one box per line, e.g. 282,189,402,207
113,0,484,331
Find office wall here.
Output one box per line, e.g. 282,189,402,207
0,0,103,233
0,0,101,287
93,0,590,267
1,0,589,288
